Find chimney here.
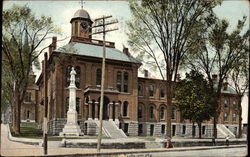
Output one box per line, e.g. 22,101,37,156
212,74,218,83
49,45,53,56
223,82,228,91
123,47,129,56
52,36,57,51
144,70,148,78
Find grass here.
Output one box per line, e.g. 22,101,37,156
11,122,43,138
11,122,110,140
137,136,157,141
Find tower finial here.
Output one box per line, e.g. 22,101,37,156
80,0,84,9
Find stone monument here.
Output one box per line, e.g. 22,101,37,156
60,67,83,136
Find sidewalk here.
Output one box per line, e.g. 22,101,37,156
1,124,247,157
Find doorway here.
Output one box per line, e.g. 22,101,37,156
98,96,110,120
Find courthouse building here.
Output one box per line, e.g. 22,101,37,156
24,8,241,138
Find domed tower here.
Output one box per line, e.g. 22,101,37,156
70,8,93,39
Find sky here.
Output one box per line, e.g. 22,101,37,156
3,0,249,123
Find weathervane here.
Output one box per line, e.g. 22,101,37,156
80,0,85,9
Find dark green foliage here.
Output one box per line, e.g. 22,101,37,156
175,70,216,126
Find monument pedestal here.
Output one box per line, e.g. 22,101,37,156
59,111,83,136
59,67,83,136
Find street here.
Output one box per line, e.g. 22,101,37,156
129,147,247,157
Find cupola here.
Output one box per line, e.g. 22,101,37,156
70,9,93,39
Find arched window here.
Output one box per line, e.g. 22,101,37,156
75,66,81,88
149,106,154,119
232,113,237,121
65,97,69,113
149,84,154,97
160,86,165,98
224,112,228,121
66,65,73,87
138,84,144,96
96,68,102,86
76,97,80,114
124,72,128,92
123,101,128,116
116,71,122,92
138,105,143,119
160,106,165,120
171,107,176,120
74,21,78,36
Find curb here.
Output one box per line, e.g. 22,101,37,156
7,124,42,145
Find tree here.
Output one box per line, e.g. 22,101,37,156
228,55,249,138
2,4,60,134
175,70,216,138
127,0,220,137
184,16,249,138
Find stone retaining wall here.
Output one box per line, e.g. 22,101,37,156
64,142,145,149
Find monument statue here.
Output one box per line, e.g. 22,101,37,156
60,67,83,136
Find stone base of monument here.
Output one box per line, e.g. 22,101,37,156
59,111,83,136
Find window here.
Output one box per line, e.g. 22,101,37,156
96,68,102,85
150,124,154,136
138,124,143,135
232,113,237,121
66,65,72,87
160,107,165,120
25,92,32,102
138,84,144,96
124,72,128,92
123,101,128,116
76,97,80,114
171,107,176,120
149,84,154,97
160,86,165,98
138,105,142,119
161,125,165,134
182,125,186,134
27,110,30,119
224,112,228,121
149,106,154,119
65,97,69,113
224,100,228,108
124,123,128,133
202,126,206,135
74,21,78,36
116,71,122,92
75,66,81,88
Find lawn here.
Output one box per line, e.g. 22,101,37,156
11,122,110,140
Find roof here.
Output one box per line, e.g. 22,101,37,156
54,42,141,64
73,9,91,19
213,84,237,95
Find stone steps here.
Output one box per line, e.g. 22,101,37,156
103,120,127,138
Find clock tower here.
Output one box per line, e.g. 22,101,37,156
70,8,93,39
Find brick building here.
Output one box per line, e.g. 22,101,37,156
33,8,241,138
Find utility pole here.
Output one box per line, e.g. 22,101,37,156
91,15,118,152
43,52,48,155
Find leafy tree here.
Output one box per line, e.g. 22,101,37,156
2,4,60,134
175,70,216,138
127,0,220,137
228,55,248,138
184,16,249,138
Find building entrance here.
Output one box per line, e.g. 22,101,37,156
98,96,110,120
